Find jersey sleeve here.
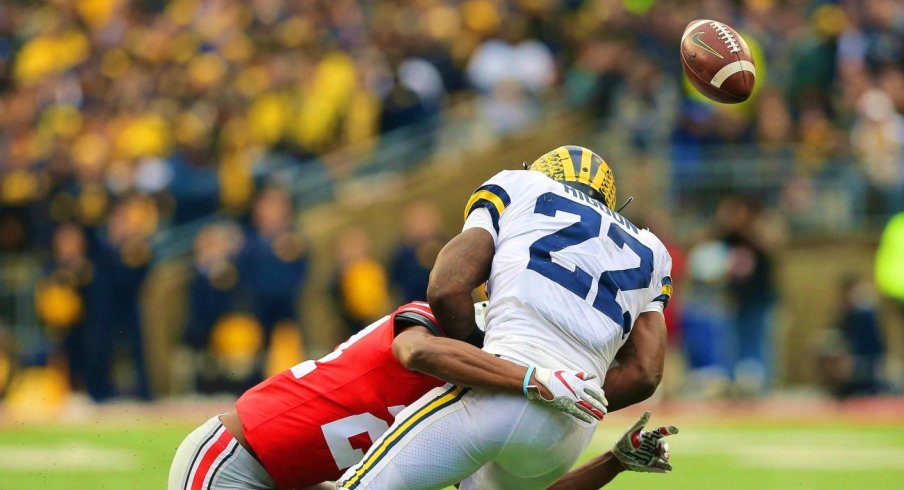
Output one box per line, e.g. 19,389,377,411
462,171,516,241
463,207,499,242
641,243,673,314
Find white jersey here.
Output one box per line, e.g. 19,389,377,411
463,170,673,380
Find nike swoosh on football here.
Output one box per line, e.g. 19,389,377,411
691,32,724,59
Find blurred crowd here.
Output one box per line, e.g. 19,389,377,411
566,0,904,230
1,0,903,404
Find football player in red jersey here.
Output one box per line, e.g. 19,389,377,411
169,301,607,490
169,301,674,490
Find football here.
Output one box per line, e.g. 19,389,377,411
680,19,755,103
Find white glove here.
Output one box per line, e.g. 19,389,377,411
613,411,678,473
524,367,608,423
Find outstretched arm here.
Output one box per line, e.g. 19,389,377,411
548,412,678,490
426,228,495,340
602,311,667,412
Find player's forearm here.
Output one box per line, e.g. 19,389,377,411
404,337,527,393
602,311,666,411
547,451,624,490
602,363,659,411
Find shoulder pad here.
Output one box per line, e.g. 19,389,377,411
394,302,445,337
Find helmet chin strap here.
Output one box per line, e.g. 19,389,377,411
616,196,634,213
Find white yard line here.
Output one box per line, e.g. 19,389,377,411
0,442,137,472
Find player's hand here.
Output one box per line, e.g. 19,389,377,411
612,411,678,473
525,367,608,423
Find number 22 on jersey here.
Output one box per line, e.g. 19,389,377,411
526,192,653,336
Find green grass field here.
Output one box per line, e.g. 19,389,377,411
1,404,902,490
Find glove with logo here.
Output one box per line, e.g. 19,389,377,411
613,411,678,473
523,367,608,423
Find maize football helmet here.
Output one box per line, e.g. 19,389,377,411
527,145,616,210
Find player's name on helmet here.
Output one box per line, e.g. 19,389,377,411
560,183,640,235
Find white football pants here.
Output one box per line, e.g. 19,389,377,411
336,384,596,490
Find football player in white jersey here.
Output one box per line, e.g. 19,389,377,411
337,146,673,490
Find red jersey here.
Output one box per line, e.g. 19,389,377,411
235,302,446,489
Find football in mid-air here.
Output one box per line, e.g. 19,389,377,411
680,19,755,103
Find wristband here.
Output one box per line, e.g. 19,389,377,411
522,365,536,397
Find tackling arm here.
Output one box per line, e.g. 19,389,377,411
602,311,667,412
393,326,541,394
426,228,495,340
